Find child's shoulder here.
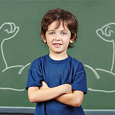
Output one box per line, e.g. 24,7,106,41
70,56,82,64
34,54,48,61
70,56,85,70
31,54,48,66
72,55,85,73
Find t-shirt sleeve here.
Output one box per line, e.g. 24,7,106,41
71,62,87,94
26,60,43,90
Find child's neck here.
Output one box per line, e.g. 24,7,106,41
49,52,68,60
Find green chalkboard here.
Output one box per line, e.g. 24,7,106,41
0,0,115,110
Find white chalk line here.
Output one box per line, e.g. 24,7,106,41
0,87,25,92
18,63,31,74
95,68,115,76
88,88,115,93
84,64,100,79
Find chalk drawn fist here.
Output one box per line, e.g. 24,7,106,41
0,22,19,40
96,23,115,42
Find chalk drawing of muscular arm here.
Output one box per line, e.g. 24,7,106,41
84,22,115,93
0,22,30,74
96,23,115,73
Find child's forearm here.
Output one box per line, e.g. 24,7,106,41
55,90,84,107
28,84,71,103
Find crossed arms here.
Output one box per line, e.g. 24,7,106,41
28,81,84,107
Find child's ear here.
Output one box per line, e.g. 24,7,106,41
41,33,47,43
69,34,76,43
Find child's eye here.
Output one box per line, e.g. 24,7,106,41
61,32,67,35
49,32,54,35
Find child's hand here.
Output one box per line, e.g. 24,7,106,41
63,84,72,94
40,81,49,89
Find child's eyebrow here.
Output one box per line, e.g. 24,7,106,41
60,29,70,32
48,29,55,31
61,29,68,31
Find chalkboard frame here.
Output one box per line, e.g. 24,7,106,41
0,107,115,115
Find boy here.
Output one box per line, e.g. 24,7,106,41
26,8,87,115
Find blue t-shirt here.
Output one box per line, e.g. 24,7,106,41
26,54,87,115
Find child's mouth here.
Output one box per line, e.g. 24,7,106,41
53,43,62,48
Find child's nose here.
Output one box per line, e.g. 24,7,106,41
54,33,61,41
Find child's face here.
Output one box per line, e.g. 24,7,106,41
42,21,73,55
